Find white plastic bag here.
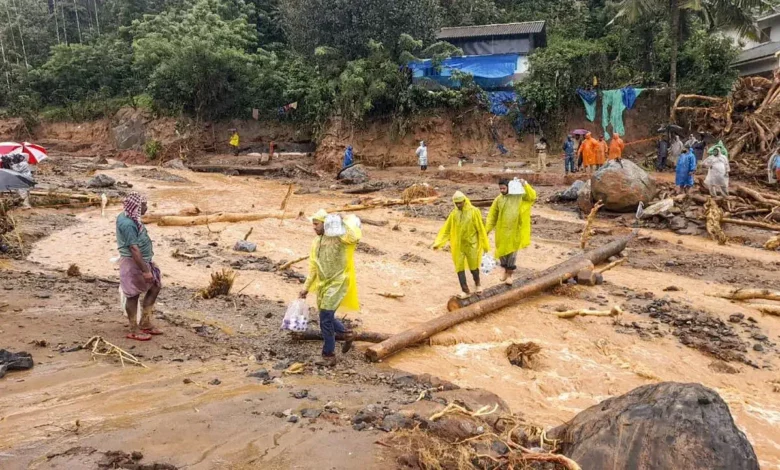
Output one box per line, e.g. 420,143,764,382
281,299,310,332
480,253,497,275
508,178,526,195
324,214,346,237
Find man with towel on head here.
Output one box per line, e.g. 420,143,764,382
116,192,162,341
300,209,361,366
433,191,490,299
486,179,537,286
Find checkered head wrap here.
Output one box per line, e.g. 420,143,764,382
123,192,147,231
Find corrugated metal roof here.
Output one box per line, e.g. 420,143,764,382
734,41,780,65
437,21,546,40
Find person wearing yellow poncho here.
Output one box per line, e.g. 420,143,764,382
433,191,490,299
300,209,361,364
485,179,537,285
229,129,240,156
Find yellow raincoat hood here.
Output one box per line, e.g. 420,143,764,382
434,192,490,272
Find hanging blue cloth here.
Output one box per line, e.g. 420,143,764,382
621,87,643,110
675,149,697,187
576,89,598,122
343,146,354,168
486,91,517,116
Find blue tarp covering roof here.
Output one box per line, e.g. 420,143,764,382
409,54,520,80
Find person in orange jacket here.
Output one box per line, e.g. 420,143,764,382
608,132,625,162
596,135,608,168
577,132,599,174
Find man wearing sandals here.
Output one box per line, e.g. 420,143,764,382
485,179,537,286
116,192,162,341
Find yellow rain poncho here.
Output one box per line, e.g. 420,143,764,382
229,132,240,147
303,217,362,312
433,191,490,272
485,183,537,258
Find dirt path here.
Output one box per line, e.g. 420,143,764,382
4,162,780,468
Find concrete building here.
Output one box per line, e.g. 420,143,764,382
727,12,780,76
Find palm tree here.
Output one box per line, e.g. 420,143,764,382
612,0,770,116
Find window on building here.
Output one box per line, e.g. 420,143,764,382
760,27,771,44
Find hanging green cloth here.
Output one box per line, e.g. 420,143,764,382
602,88,644,139
576,89,598,122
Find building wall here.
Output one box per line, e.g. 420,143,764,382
723,15,780,50
448,36,532,56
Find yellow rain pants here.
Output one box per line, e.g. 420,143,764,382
485,182,537,258
433,193,490,272
303,220,362,312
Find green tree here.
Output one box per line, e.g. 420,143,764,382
611,0,768,114
281,0,441,59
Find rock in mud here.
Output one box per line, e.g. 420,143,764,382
380,413,414,431
556,180,585,201
550,382,759,470
0,349,34,377
112,108,148,150
162,158,188,170
577,180,593,213
353,406,385,425
301,408,322,419
247,368,270,380
87,174,116,188
591,160,658,212
337,164,369,184
233,240,257,253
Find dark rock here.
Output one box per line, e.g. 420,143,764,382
233,240,257,253
209,378,221,386
301,408,322,419
670,216,688,231
381,413,414,431
752,333,768,341
753,344,764,352
352,422,367,431
162,158,187,170
87,174,116,188
591,160,658,212
291,389,309,399
728,313,745,323
0,349,34,371
247,369,270,380
663,286,681,292
0,364,7,379
549,382,759,470
352,407,384,425
287,415,299,423
557,180,585,201
272,411,285,418
131,451,143,461
577,180,593,213
393,372,418,387
273,360,293,370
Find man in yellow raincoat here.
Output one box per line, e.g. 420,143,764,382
433,191,490,298
300,209,361,365
485,179,537,285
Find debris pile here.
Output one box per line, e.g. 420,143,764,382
0,349,34,379
673,73,780,181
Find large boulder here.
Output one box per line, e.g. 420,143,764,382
550,382,759,470
87,174,116,188
577,180,593,213
591,159,657,212
337,164,369,184
112,108,149,150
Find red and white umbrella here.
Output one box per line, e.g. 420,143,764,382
0,141,48,164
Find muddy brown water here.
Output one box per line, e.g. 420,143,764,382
4,164,780,468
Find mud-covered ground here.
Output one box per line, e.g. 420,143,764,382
3,154,780,469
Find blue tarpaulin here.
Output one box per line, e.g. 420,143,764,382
409,54,520,80
486,91,517,116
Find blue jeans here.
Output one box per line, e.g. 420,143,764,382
319,309,346,356
565,155,575,173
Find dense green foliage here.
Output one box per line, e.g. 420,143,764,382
0,0,771,134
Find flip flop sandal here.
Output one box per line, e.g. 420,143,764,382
141,328,163,336
127,333,152,341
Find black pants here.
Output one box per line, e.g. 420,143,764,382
499,252,517,271
420,165,427,171
457,270,480,293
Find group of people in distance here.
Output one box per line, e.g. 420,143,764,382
561,132,625,175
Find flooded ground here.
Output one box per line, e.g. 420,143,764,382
3,156,780,468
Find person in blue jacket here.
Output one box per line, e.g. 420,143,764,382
563,135,575,175
675,147,697,194
343,146,354,168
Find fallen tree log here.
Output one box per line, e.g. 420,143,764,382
721,217,780,232
366,234,635,362
734,185,780,207
188,164,282,175
335,196,438,213
142,207,204,224
752,304,780,316
555,306,623,319
30,190,105,201
157,210,298,227
290,330,390,343
715,288,780,302
447,235,635,311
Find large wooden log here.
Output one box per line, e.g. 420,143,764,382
188,164,282,175
158,210,295,226
722,217,780,232
335,196,438,213
366,257,595,362
447,235,635,311
290,330,390,343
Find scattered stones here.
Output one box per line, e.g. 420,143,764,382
729,313,745,323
